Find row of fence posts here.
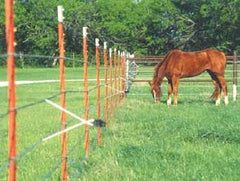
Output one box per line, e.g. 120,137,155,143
4,3,134,180
58,12,132,180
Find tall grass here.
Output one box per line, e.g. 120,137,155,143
0,67,240,180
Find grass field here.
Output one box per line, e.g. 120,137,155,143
0,66,240,180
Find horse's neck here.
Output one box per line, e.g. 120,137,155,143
153,62,166,86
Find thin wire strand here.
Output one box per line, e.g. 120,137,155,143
43,132,86,180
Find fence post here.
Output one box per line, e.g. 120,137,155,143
233,51,238,101
72,53,75,68
20,52,24,69
121,52,126,100
95,38,101,145
125,53,129,93
109,48,113,118
83,27,89,159
5,0,17,180
104,42,109,127
118,50,121,105
114,48,117,109
57,5,67,181
120,52,123,101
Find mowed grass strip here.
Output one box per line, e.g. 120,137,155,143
0,67,240,180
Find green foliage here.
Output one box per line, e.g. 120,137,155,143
1,0,240,66
172,0,240,52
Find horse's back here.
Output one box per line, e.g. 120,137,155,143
164,49,226,77
167,49,226,65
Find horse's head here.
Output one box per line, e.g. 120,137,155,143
148,81,161,104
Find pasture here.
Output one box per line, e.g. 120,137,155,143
0,67,240,180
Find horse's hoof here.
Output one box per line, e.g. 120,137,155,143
167,99,171,106
215,98,221,106
224,96,229,105
224,99,229,105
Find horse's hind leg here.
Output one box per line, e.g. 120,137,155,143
207,70,221,105
216,74,228,105
167,79,172,105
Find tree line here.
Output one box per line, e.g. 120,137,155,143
0,0,240,66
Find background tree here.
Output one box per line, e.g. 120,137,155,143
172,0,240,52
1,0,240,66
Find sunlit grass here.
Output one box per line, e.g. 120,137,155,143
79,96,240,180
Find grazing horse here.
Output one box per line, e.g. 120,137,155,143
149,49,228,105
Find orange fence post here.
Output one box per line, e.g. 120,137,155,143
118,51,121,105
83,27,89,159
114,49,117,109
104,42,109,127
95,38,101,145
5,0,17,180
58,6,67,181
109,48,113,118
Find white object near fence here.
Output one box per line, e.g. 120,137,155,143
57,5,64,23
45,99,94,126
109,48,112,57
42,99,94,142
42,121,94,142
104,42,107,50
233,84,237,101
83,27,88,38
95,38,99,47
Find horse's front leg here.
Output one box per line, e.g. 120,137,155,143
167,79,172,105
172,76,179,105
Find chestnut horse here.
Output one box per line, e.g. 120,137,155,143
149,49,228,105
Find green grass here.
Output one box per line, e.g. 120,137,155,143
79,84,240,180
0,67,240,180
0,66,102,81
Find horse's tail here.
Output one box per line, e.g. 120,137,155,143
211,88,218,99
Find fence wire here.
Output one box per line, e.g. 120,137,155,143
0,77,120,179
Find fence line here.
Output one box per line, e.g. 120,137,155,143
2,3,128,181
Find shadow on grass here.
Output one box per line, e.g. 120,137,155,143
184,129,240,144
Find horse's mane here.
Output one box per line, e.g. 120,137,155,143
153,51,172,84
